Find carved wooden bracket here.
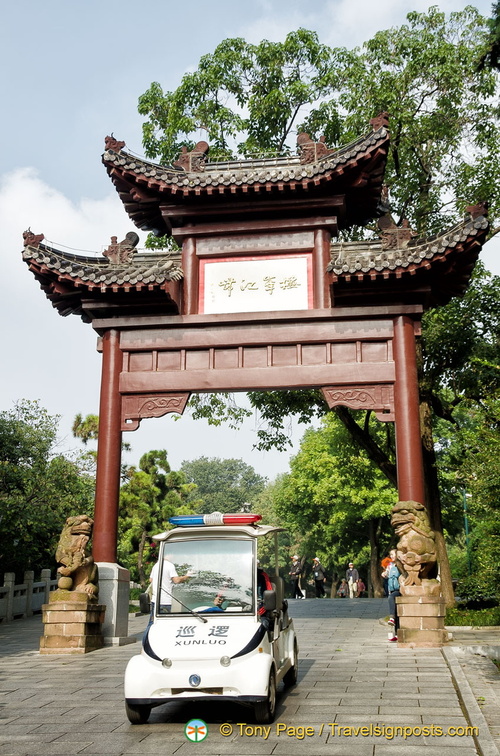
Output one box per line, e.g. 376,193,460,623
121,393,190,431
321,384,395,422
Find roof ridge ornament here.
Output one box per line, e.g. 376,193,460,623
377,214,417,250
23,228,44,247
104,134,126,153
297,132,336,164
103,232,139,264
370,112,389,132
465,201,488,219
173,141,209,172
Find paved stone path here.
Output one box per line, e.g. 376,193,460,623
0,598,499,755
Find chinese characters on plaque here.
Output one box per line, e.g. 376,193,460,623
200,255,312,314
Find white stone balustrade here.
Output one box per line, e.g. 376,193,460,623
0,570,57,622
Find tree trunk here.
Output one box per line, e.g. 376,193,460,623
334,407,398,486
420,396,455,608
330,576,339,598
369,518,385,597
334,402,454,607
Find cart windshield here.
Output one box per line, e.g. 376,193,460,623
157,538,254,614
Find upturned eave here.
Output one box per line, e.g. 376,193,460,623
22,241,182,320
328,214,489,308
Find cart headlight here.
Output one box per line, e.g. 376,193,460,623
189,674,201,687
220,655,231,667
162,658,172,668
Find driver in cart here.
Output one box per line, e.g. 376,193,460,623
199,593,228,612
203,563,272,615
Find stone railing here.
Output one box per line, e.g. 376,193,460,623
0,571,58,622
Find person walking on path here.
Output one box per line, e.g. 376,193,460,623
289,555,305,599
312,557,327,598
383,548,402,641
346,562,359,598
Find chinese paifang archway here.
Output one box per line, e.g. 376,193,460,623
22,113,489,642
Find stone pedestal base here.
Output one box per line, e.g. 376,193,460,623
396,594,447,647
40,602,106,654
96,562,135,646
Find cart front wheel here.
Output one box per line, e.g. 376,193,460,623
254,669,276,723
125,701,151,724
283,638,298,687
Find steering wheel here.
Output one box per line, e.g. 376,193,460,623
226,600,252,611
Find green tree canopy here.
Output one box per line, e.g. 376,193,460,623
72,413,99,445
139,30,336,162
421,261,500,412
0,401,95,578
118,450,199,585
180,457,266,514
271,413,396,595
446,396,500,601
139,7,500,234
478,0,500,70
72,413,131,462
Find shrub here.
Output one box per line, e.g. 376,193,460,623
455,574,499,609
446,605,500,626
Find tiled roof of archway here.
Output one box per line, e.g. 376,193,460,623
22,238,182,319
102,121,390,234
104,126,388,192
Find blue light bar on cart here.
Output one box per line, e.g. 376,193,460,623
169,512,262,527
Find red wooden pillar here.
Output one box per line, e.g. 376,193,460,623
93,329,122,562
181,237,198,315
393,315,425,504
313,229,332,308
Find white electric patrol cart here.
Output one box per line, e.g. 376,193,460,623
124,512,298,725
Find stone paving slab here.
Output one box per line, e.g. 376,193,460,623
373,747,478,756
0,598,499,755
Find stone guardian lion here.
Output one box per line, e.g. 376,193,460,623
390,500,437,586
55,515,99,598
